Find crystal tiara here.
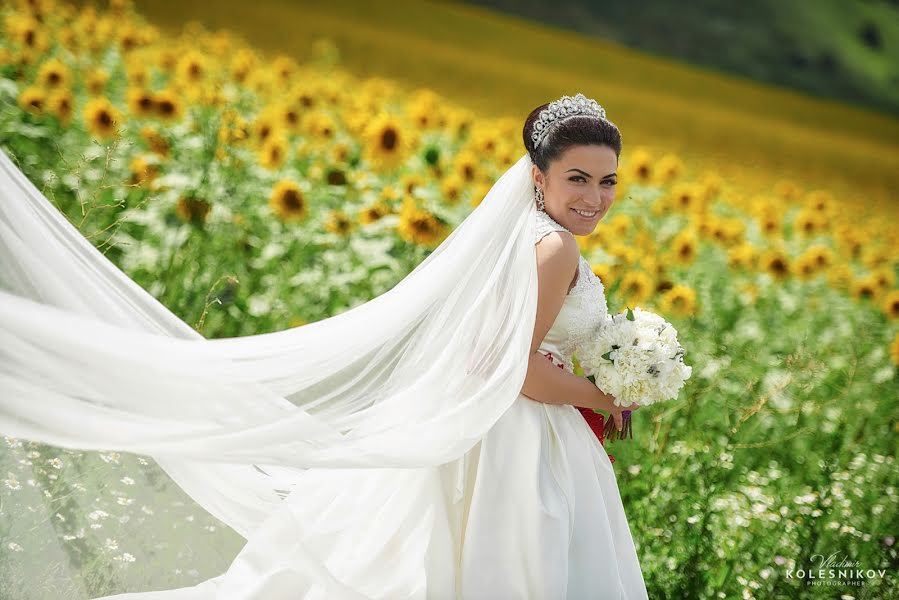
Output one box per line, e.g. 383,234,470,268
531,92,607,150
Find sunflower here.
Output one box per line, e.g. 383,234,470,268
440,173,465,205
655,153,683,185
759,249,791,281
669,182,699,212
251,112,279,145
82,97,120,139
881,290,899,320
139,125,170,157
619,271,654,306
758,213,782,237
850,275,878,301
84,68,109,95
127,87,156,118
175,196,212,226
176,50,207,84
362,113,410,172
468,181,492,208
591,263,615,286
659,284,697,318
329,141,352,165
359,200,390,224
400,173,425,196
453,150,480,183
669,230,698,266
793,209,823,237
47,89,74,126
774,179,801,202
324,210,353,236
230,48,256,83
727,243,756,271
270,55,297,86
803,190,834,215
125,59,149,87
129,155,160,186
306,112,337,139
890,332,899,366
36,58,71,89
397,197,447,247
826,263,853,293
406,88,440,129
697,171,723,203
805,244,833,270
258,135,289,170
17,86,46,115
625,148,653,184
873,266,896,290
152,89,183,121
269,180,307,222
793,253,819,280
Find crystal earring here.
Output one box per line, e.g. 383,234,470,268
535,187,545,211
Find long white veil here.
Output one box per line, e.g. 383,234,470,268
0,148,540,597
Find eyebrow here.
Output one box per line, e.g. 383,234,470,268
566,168,617,179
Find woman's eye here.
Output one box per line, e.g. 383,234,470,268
570,176,586,182
604,180,617,186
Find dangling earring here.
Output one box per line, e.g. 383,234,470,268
534,186,545,211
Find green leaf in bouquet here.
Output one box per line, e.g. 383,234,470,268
626,307,635,321
601,350,614,362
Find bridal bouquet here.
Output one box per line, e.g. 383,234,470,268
578,306,692,441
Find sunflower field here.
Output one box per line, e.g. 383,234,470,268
0,0,897,599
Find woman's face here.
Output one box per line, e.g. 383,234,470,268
532,144,618,236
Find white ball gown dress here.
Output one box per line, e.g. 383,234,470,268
96,209,649,600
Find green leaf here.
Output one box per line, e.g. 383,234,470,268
626,307,635,321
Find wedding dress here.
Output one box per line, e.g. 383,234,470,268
0,146,648,599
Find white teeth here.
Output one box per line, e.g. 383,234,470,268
572,209,597,217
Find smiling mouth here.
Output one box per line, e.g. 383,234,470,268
571,208,599,218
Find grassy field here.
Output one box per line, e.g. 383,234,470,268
128,0,899,217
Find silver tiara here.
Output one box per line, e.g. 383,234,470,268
531,92,607,149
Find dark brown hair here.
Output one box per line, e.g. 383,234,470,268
522,102,622,173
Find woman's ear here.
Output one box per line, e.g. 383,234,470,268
531,164,544,189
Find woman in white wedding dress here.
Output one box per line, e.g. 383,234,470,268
0,93,648,599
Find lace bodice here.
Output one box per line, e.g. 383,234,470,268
534,209,610,372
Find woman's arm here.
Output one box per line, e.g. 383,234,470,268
521,350,617,411
521,229,633,419
520,230,617,412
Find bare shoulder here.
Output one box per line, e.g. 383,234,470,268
535,230,580,269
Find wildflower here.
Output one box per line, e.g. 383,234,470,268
18,86,46,115
175,196,212,226
82,97,121,139
152,89,183,122
397,197,447,248
362,113,410,172
324,210,353,236
659,284,697,318
269,180,307,222
47,89,74,126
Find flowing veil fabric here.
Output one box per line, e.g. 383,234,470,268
0,148,542,598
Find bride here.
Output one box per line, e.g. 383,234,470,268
0,92,649,599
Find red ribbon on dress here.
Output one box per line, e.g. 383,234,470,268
541,351,615,464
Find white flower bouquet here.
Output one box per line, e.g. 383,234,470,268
578,306,692,441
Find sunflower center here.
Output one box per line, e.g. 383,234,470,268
380,128,398,151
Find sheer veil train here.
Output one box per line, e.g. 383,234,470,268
0,147,543,597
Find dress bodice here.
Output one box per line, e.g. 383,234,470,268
534,209,610,373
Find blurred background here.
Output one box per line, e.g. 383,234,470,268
0,1,897,599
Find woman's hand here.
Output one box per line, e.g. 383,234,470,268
607,399,640,432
